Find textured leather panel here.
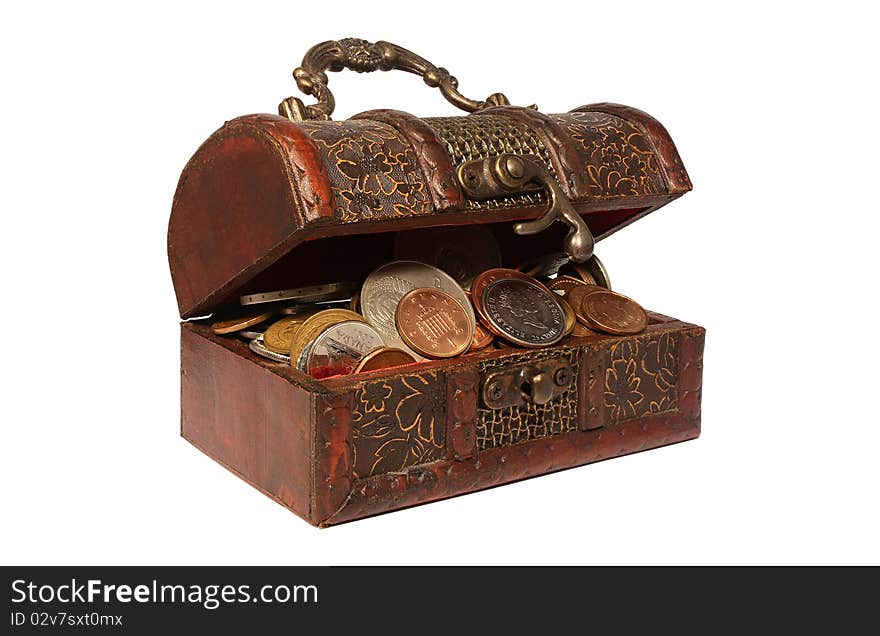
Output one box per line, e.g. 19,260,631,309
296,119,435,223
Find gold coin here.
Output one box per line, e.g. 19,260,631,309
353,347,418,373
263,313,317,354
288,309,365,364
556,295,577,337
211,308,275,335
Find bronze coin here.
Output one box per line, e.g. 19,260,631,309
559,255,611,289
566,283,609,326
560,261,597,285
547,276,588,296
353,347,418,373
395,287,474,358
211,308,276,335
580,289,647,335
570,322,599,338
469,321,495,351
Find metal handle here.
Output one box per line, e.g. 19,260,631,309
457,155,595,263
279,38,510,122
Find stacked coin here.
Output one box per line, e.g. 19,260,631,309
209,227,648,379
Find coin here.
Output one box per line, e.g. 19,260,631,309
570,322,599,337
239,282,359,306
350,291,360,312
353,347,418,373
361,261,474,353
559,254,611,289
579,289,647,335
263,314,316,354
480,277,566,348
304,320,384,378
211,308,275,335
288,309,366,365
565,283,608,326
393,226,502,288
469,322,494,351
514,252,570,279
239,329,265,340
248,336,291,364
556,295,577,337
395,288,474,358
471,268,557,327
547,275,588,296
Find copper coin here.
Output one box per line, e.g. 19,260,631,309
395,288,474,358
469,322,495,351
580,289,647,335
471,268,559,331
566,283,608,326
393,225,502,288
353,347,418,373
211,308,275,335
570,322,599,338
547,275,588,296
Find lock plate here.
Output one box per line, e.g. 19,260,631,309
482,358,574,410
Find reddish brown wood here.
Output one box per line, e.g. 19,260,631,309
353,109,465,209
326,413,698,526
180,322,313,521
574,103,692,194
313,394,354,522
445,368,479,460
578,343,608,431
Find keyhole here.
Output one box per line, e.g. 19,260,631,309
520,381,533,400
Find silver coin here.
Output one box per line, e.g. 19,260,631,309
304,320,383,377
248,336,291,363
393,226,502,288
239,282,359,306
361,260,475,354
482,278,565,347
239,329,265,340
515,252,570,279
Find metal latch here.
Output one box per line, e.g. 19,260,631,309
456,154,595,263
482,358,574,410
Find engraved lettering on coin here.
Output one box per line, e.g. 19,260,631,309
482,279,565,347
305,321,383,378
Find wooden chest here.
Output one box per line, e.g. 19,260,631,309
168,38,704,526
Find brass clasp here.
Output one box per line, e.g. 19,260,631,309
457,155,595,263
482,359,574,410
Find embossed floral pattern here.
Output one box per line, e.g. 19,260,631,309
604,333,679,422
298,120,431,223
351,371,445,478
552,112,665,198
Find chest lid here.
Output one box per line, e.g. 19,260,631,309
168,38,691,319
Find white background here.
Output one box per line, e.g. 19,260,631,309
2,1,877,565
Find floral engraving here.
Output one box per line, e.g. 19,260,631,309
298,120,431,223
604,332,679,422
552,112,665,198
351,371,446,478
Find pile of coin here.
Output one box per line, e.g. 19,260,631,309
210,228,649,379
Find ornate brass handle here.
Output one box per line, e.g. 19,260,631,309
279,38,510,122
457,155,595,263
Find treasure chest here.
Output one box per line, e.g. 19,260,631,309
168,38,705,527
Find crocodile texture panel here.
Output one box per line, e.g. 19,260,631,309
423,114,555,210
475,348,579,450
